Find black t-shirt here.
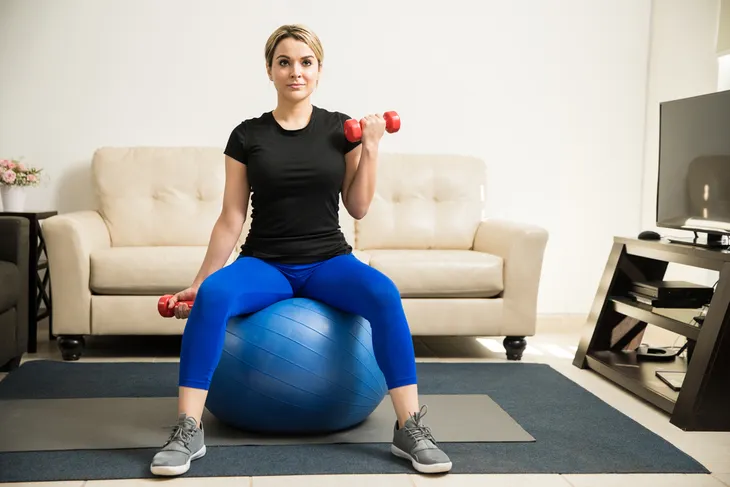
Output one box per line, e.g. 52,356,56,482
224,105,361,264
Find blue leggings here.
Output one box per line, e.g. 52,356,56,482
178,253,417,391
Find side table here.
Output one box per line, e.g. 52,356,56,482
0,210,57,353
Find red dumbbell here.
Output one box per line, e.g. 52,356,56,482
158,294,194,318
344,111,401,143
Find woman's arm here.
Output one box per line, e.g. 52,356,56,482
342,114,386,219
191,155,250,288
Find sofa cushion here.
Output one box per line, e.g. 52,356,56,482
0,261,20,312
354,153,486,250
352,250,370,265
93,147,226,247
89,245,493,297
90,246,372,295
90,246,209,294
366,250,503,298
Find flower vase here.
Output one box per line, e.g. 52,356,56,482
1,186,26,212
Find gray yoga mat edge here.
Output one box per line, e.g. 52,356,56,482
0,394,534,453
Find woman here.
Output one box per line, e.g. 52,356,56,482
150,24,452,476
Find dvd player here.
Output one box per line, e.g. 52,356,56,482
628,291,708,308
631,280,714,304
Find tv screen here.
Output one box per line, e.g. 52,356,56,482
657,89,730,240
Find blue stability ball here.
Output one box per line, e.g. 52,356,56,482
205,298,389,434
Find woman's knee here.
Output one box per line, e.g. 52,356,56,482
362,270,403,311
194,270,235,311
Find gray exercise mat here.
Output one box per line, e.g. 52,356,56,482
0,394,534,453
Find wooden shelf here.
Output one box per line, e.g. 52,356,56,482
573,236,730,431
608,296,701,341
586,350,684,413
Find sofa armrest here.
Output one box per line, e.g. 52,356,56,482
43,211,111,335
473,218,549,335
0,216,30,266
0,216,30,354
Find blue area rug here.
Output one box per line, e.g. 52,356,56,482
0,360,707,482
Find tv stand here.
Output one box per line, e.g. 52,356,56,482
573,236,730,431
667,231,729,250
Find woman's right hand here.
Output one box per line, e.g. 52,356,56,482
167,286,198,319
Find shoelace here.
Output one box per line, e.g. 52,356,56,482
162,422,195,447
404,405,437,444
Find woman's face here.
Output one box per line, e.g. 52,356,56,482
268,38,320,102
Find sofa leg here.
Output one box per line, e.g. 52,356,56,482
0,356,22,372
504,336,526,361
58,336,85,361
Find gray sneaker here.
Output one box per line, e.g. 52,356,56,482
150,414,206,476
391,405,452,474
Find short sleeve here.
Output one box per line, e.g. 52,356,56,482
224,123,248,164
338,112,362,155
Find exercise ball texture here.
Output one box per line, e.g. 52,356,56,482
205,298,388,434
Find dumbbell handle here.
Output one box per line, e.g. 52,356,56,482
344,110,401,143
158,294,194,318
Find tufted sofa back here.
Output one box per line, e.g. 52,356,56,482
93,147,226,247
354,153,486,250
91,148,485,250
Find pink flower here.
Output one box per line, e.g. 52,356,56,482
16,163,26,172
1,170,16,184
26,174,38,183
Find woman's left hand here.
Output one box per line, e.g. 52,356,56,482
360,114,386,146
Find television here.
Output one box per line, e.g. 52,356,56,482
657,89,730,249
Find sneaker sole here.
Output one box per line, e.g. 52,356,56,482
390,444,452,474
150,445,207,476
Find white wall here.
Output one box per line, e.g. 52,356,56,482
0,0,655,314
639,0,722,287
719,54,730,89
640,0,721,232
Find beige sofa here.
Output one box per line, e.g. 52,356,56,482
43,147,549,361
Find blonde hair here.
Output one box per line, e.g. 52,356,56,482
265,24,324,68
